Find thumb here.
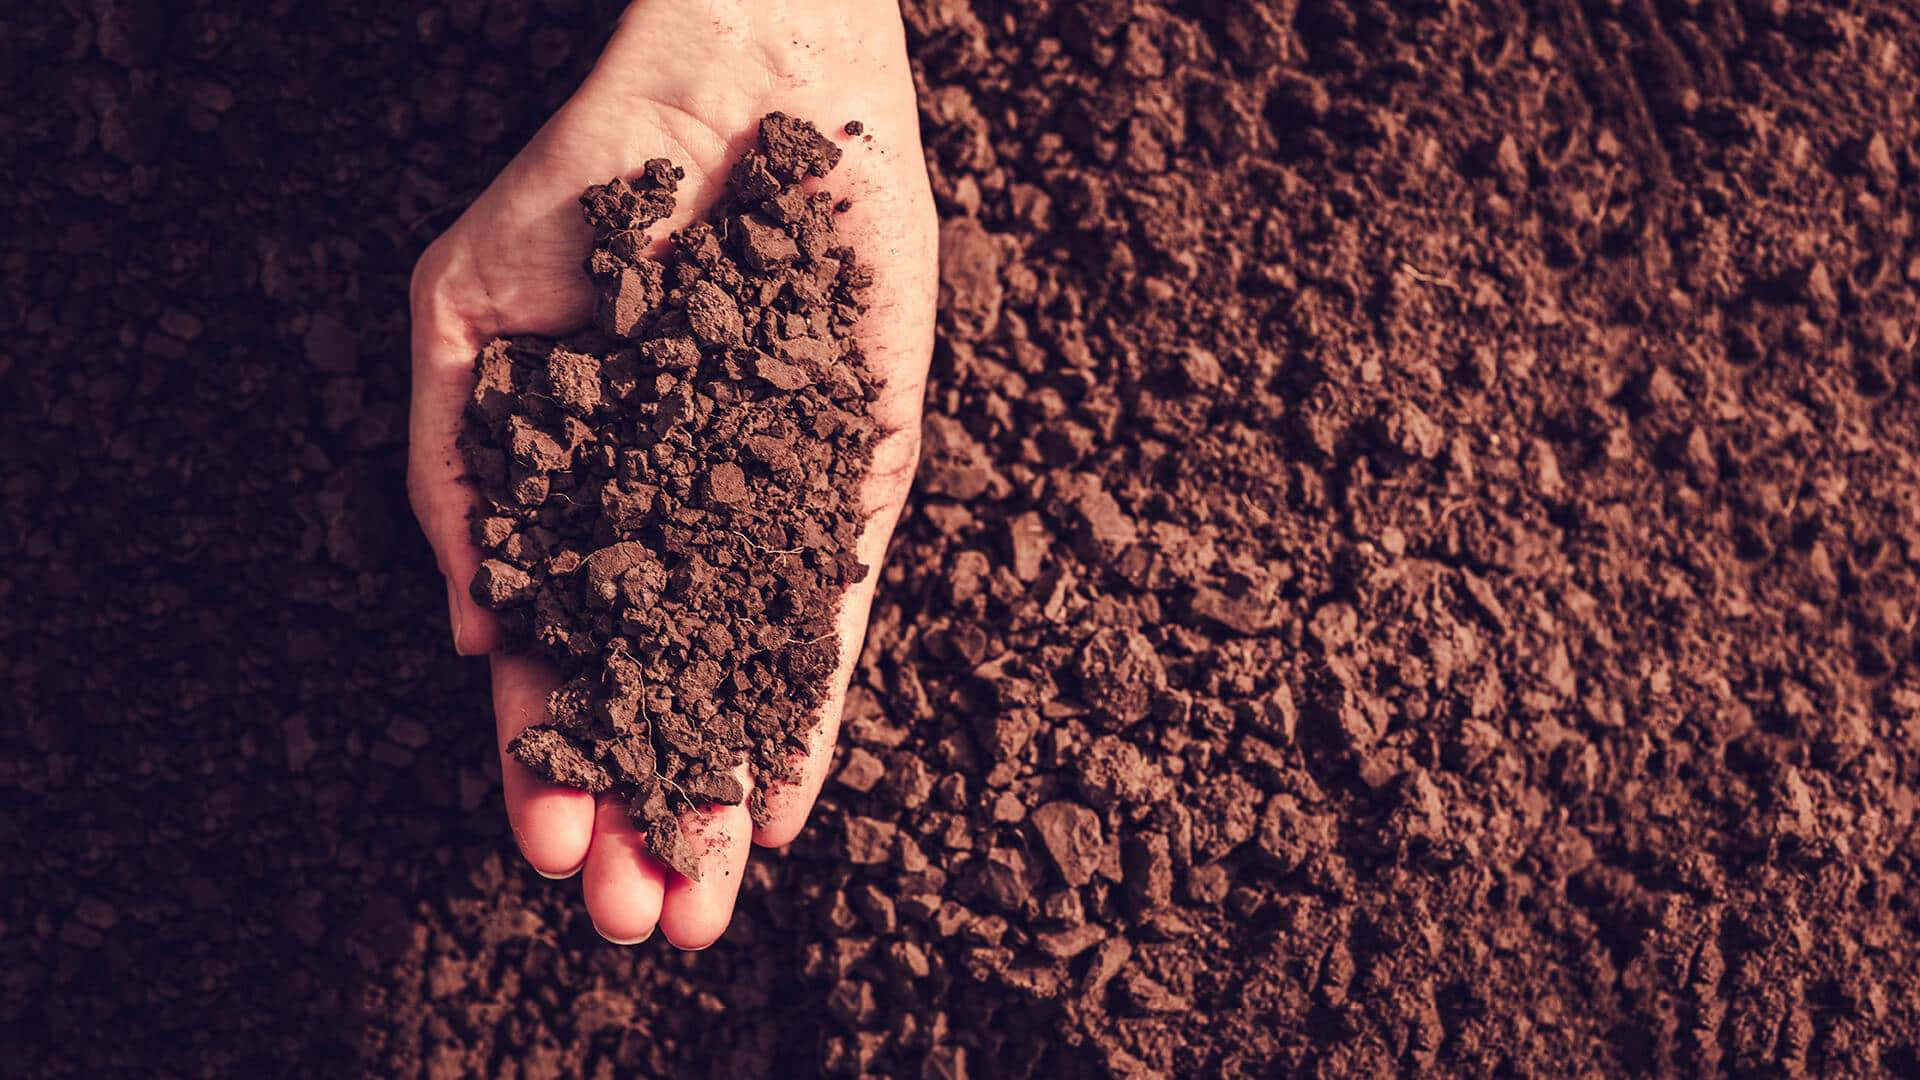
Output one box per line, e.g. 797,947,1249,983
407,263,504,657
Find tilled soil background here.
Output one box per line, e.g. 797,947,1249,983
7,1,1920,1076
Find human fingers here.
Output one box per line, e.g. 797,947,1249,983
492,652,597,877
657,764,755,950
581,796,669,944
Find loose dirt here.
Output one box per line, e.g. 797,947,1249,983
8,2,1920,1078
462,115,878,878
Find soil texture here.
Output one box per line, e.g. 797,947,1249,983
8,1,1920,1078
462,114,878,875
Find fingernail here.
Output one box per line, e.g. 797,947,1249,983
594,923,651,946
534,857,585,881
446,579,471,655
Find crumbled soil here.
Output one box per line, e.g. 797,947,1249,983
461,115,878,876
10,2,1920,1078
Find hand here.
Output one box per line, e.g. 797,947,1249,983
406,0,935,948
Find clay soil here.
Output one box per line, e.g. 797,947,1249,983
469,119,883,876
8,1,1920,1077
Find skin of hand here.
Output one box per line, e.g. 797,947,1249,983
405,0,935,949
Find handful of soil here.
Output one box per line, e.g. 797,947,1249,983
457,114,880,878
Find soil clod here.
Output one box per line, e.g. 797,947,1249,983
459,115,879,865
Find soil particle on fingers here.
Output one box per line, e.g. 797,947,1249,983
459,114,880,866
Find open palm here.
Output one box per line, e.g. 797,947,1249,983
406,0,934,948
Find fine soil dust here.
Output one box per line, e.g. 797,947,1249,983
7,1,1920,1078
463,114,879,878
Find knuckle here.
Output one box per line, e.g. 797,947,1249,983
408,250,438,314
409,238,454,318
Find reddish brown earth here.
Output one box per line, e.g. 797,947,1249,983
467,117,881,876
7,1,1920,1077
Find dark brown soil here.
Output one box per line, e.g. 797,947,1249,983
9,1,1920,1078
463,115,879,876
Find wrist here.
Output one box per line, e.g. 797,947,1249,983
602,0,901,65
585,0,906,112
611,0,899,40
